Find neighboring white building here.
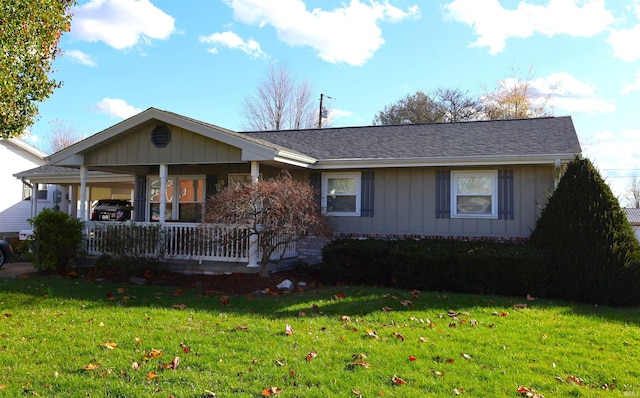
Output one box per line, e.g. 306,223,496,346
624,208,640,242
0,138,60,237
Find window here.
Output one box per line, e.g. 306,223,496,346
322,172,361,216
149,178,174,221
149,176,207,222
451,171,497,218
178,178,204,222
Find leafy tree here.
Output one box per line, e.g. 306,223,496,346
205,171,331,278
373,90,443,125
1,0,76,139
372,88,482,125
481,66,554,119
530,156,640,305
242,63,319,131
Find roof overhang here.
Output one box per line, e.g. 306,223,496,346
46,108,296,167
310,153,577,170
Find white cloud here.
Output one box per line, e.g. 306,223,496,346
72,0,175,50
608,25,640,62
622,70,640,94
93,98,142,118
445,0,614,54
582,128,640,203
530,72,615,114
222,0,419,66
64,49,97,66
199,31,266,58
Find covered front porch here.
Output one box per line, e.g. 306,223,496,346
18,108,319,271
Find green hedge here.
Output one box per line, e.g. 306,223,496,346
321,238,548,297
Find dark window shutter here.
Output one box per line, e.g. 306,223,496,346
134,175,146,222
361,170,374,217
435,170,451,219
206,174,218,199
498,169,514,220
309,172,321,207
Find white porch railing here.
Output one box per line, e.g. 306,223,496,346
84,222,297,263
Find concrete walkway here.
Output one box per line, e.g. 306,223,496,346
0,262,37,278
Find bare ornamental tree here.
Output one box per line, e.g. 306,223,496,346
205,171,331,278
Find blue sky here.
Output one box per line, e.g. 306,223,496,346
25,0,640,204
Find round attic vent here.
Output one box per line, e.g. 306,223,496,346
151,124,171,148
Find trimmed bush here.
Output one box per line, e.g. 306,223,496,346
321,238,547,297
28,208,84,272
530,157,640,305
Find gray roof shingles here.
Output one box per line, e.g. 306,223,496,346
241,116,581,161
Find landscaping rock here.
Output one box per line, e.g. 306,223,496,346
277,279,294,291
129,276,147,286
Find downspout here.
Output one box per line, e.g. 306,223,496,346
20,178,35,219
554,158,561,188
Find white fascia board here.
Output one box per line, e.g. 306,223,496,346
310,153,578,170
9,138,47,159
273,150,317,168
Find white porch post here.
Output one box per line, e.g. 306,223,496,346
159,164,168,223
247,161,260,268
79,166,88,220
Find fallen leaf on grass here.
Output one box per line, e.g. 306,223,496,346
461,353,472,360
352,353,368,360
219,296,230,306
335,293,346,299
352,388,363,396
100,342,117,350
285,324,294,335
392,375,406,385
132,360,140,370
262,386,283,396
393,332,405,341
408,355,417,362
492,311,508,317
382,306,393,312
160,356,180,370
517,385,544,397
432,370,445,376
83,363,100,370
365,329,379,339
146,372,158,380
400,300,412,306
306,350,317,361
172,304,187,310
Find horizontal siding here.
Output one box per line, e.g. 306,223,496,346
329,165,553,239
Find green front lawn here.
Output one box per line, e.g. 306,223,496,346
0,275,638,397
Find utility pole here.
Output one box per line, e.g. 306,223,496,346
318,93,332,128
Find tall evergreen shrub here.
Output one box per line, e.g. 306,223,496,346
530,157,640,305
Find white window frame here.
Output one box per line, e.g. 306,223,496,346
451,170,498,219
148,175,206,222
322,172,361,216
